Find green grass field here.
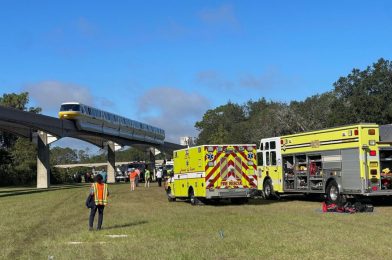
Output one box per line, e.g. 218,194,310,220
1,183,392,259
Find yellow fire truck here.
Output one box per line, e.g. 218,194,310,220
257,123,392,203
166,144,258,204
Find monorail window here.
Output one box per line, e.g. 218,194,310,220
260,143,263,151
61,104,80,111
270,141,276,150
265,142,269,150
92,109,98,117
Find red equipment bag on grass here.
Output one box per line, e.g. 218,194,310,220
322,202,338,212
322,201,373,213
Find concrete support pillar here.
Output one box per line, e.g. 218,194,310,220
37,131,50,188
148,148,156,171
146,148,156,180
107,141,116,183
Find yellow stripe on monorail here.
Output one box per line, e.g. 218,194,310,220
58,111,81,119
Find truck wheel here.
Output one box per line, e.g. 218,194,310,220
189,188,199,205
326,180,343,204
263,179,275,199
166,187,176,202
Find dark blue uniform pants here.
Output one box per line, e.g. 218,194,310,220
89,205,105,229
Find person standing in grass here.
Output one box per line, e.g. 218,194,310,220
156,168,163,187
129,168,138,191
100,169,108,183
88,174,109,231
135,168,141,187
144,167,151,188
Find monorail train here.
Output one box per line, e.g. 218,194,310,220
58,102,165,144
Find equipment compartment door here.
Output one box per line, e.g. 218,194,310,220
341,148,361,192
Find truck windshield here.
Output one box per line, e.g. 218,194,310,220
60,104,80,112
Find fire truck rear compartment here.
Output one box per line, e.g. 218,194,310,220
380,149,392,190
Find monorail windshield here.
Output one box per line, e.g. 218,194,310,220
60,104,80,112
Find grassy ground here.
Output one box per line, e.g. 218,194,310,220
1,183,392,260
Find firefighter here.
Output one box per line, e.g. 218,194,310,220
88,174,109,231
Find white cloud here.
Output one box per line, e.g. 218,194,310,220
240,68,285,89
76,17,97,37
198,4,239,29
25,80,113,114
196,67,296,90
195,70,234,90
137,87,210,143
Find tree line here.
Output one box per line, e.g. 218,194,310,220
195,58,392,144
1,58,392,185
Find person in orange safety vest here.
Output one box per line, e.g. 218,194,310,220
88,174,109,231
129,168,138,191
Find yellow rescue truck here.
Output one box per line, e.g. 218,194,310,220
167,144,258,204
258,123,392,203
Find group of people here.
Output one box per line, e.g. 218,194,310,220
127,167,173,190
87,166,173,230
128,168,140,190
74,170,108,183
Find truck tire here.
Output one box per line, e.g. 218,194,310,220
189,188,199,205
326,180,343,204
263,179,275,199
166,187,176,202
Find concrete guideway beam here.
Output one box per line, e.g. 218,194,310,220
106,141,116,183
37,131,50,189
0,106,186,188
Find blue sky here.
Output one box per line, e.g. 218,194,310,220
1,0,392,148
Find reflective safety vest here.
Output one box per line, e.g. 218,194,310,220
93,183,108,205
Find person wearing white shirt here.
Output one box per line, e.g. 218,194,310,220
156,168,163,187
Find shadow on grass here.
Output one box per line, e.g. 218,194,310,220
0,184,89,198
275,193,392,207
105,220,148,230
168,192,392,207
170,197,294,207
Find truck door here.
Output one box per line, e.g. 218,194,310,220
263,137,283,192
